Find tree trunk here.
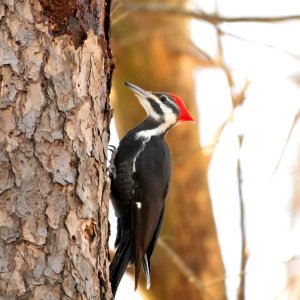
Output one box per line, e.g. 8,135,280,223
0,1,113,299
111,1,226,299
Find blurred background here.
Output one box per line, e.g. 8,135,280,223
109,0,300,299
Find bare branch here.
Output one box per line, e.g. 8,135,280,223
220,30,300,61
186,41,214,64
236,139,249,300
215,25,249,300
173,144,218,165
283,255,300,263
124,3,300,25
272,109,300,177
157,238,226,293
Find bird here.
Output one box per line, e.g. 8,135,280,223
109,81,194,296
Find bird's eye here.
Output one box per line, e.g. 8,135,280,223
161,95,168,102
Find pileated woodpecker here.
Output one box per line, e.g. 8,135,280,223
109,82,194,296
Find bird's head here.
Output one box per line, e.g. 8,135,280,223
124,82,194,127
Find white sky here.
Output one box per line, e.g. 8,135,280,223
192,1,300,299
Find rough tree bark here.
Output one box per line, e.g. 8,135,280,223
0,1,113,299
111,1,226,299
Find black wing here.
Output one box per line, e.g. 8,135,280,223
132,137,172,289
110,135,171,294
143,205,165,288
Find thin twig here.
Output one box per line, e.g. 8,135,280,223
272,109,300,178
283,255,300,263
173,144,218,165
236,137,248,300
157,238,226,292
124,3,300,25
186,41,214,64
220,30,300,62
216,25,249,300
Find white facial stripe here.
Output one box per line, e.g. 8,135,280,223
152,94,178,120
156,96,179,128
136,95,161,121
134,94,178,140
159,101,173,117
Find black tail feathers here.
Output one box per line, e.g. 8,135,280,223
110,234,152,296
110,237,132,296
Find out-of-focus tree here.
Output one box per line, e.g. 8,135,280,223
110,1,227,299
0,1,113,298
110,1,300,300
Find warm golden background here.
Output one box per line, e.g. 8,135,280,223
109,1,300,300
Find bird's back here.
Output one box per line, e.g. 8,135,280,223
110,132,172,294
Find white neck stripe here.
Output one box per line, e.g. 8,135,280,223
135,114,177,141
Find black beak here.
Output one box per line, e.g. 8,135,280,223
124,82,152,98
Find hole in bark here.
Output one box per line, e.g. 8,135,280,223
83,222,96,243
39,0,93,48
